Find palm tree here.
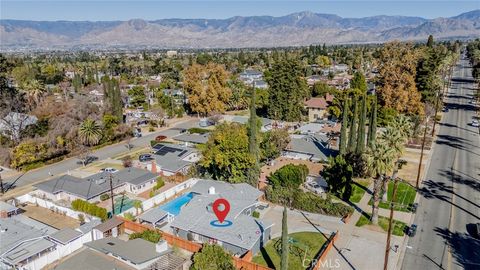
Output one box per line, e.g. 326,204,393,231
133,200,143,216
79,119,102,146
366,141,395,225
21,79,46,109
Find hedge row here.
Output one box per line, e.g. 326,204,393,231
71,199,108,221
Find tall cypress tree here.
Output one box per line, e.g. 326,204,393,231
356,95,367,154
280,206,289,270
339,98,349,155
367,96,377,147
246,86,260,187
347,97,358,153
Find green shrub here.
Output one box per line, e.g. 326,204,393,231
268,164,308,189
150,140,159,147
148,127,155,132
71,199,108,221
124,212,135,221
100,194,110,201
153,177,165,191
188,127,210,134
252,211,260,218
129,229,162,243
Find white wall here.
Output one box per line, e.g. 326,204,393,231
16,193,99,223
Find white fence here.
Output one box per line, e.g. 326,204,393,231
120,178,199,217
16,193,99,223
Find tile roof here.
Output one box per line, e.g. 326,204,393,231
34,168,156,200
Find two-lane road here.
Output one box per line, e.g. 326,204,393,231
402,57,480,270
0,118,199,195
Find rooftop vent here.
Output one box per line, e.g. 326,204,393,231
208,186,215,195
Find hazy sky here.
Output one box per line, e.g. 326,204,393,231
1,1,479,21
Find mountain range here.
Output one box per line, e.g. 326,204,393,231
1,10,479,50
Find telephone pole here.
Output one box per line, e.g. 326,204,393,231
416,116,429,188
384,177,399,270
109,173,115,217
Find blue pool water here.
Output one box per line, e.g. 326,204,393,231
159,192,194,216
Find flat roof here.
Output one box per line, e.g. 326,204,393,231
93,217,124,233
49,228,83,245
85,237,165,265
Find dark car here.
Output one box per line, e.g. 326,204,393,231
442,107,449,112
407,224,418,237
139,154,153,162
410,203,418,213
76,155,98,165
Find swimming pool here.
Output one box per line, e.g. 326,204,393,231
159,192,194,216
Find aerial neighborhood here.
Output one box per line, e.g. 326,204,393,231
0,4,479,270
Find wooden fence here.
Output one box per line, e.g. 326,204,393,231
120,218,272,270
310,231,339,270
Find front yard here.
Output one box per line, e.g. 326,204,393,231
355,214,407,236
252,232,327,270
349,179,371,203
368,181,417,212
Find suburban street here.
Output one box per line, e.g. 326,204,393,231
0,118,199,195
401,56,480,269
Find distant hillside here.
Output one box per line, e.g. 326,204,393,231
1,10,479,50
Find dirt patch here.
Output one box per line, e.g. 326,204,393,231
363,224,386,233
20,204,80,229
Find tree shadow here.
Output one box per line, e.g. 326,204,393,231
434,227,480,270
438,122,477,135
353,182,372,195
418,179,480,220
259,246,276,269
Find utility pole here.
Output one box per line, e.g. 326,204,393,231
109,173,115,217
384,177,399,270
416,116,429,188
0,173,4,194
431,90,440,136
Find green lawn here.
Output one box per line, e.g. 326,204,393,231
355,214,407,236
368,182,417,212
349,179,370,203
252,232,327,270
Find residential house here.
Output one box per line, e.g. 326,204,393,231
0,215,58,270
304,93,334,122
54,237,186,270
239,69,263,82
0,112,38,141
172,132,210,147
146,144,200,176
222,115,274,132
170,180,273,256
253,79,268,89
33,168,157,203
307,75,322,86
282,134,335,162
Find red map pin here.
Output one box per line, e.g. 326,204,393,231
213,198,230,223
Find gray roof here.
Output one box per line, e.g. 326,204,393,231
34,168,156,200
152,144,198,173
285,135,335,161
93,217,124,233
0,201,18,213
0,216,57,265
173,133,209,144
49,228,83,245
77,219,102,234
170,195,272,252
138,207,169,224
170,180,270,252
85,237,165,265
54,248,134,270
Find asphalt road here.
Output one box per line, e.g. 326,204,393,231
401,56,480,270
1,118,199,193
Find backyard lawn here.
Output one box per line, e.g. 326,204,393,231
252,232,327,270
368,181,417,212
356,214,407,236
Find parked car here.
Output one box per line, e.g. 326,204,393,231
475,223,480,238
101,167,118,173
410,203,418,213
155,135,167,142
407,224,418,237
76,155,98,165
442,107,449,112
472,120,480,127
139,154,153,162
305,181,325,194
